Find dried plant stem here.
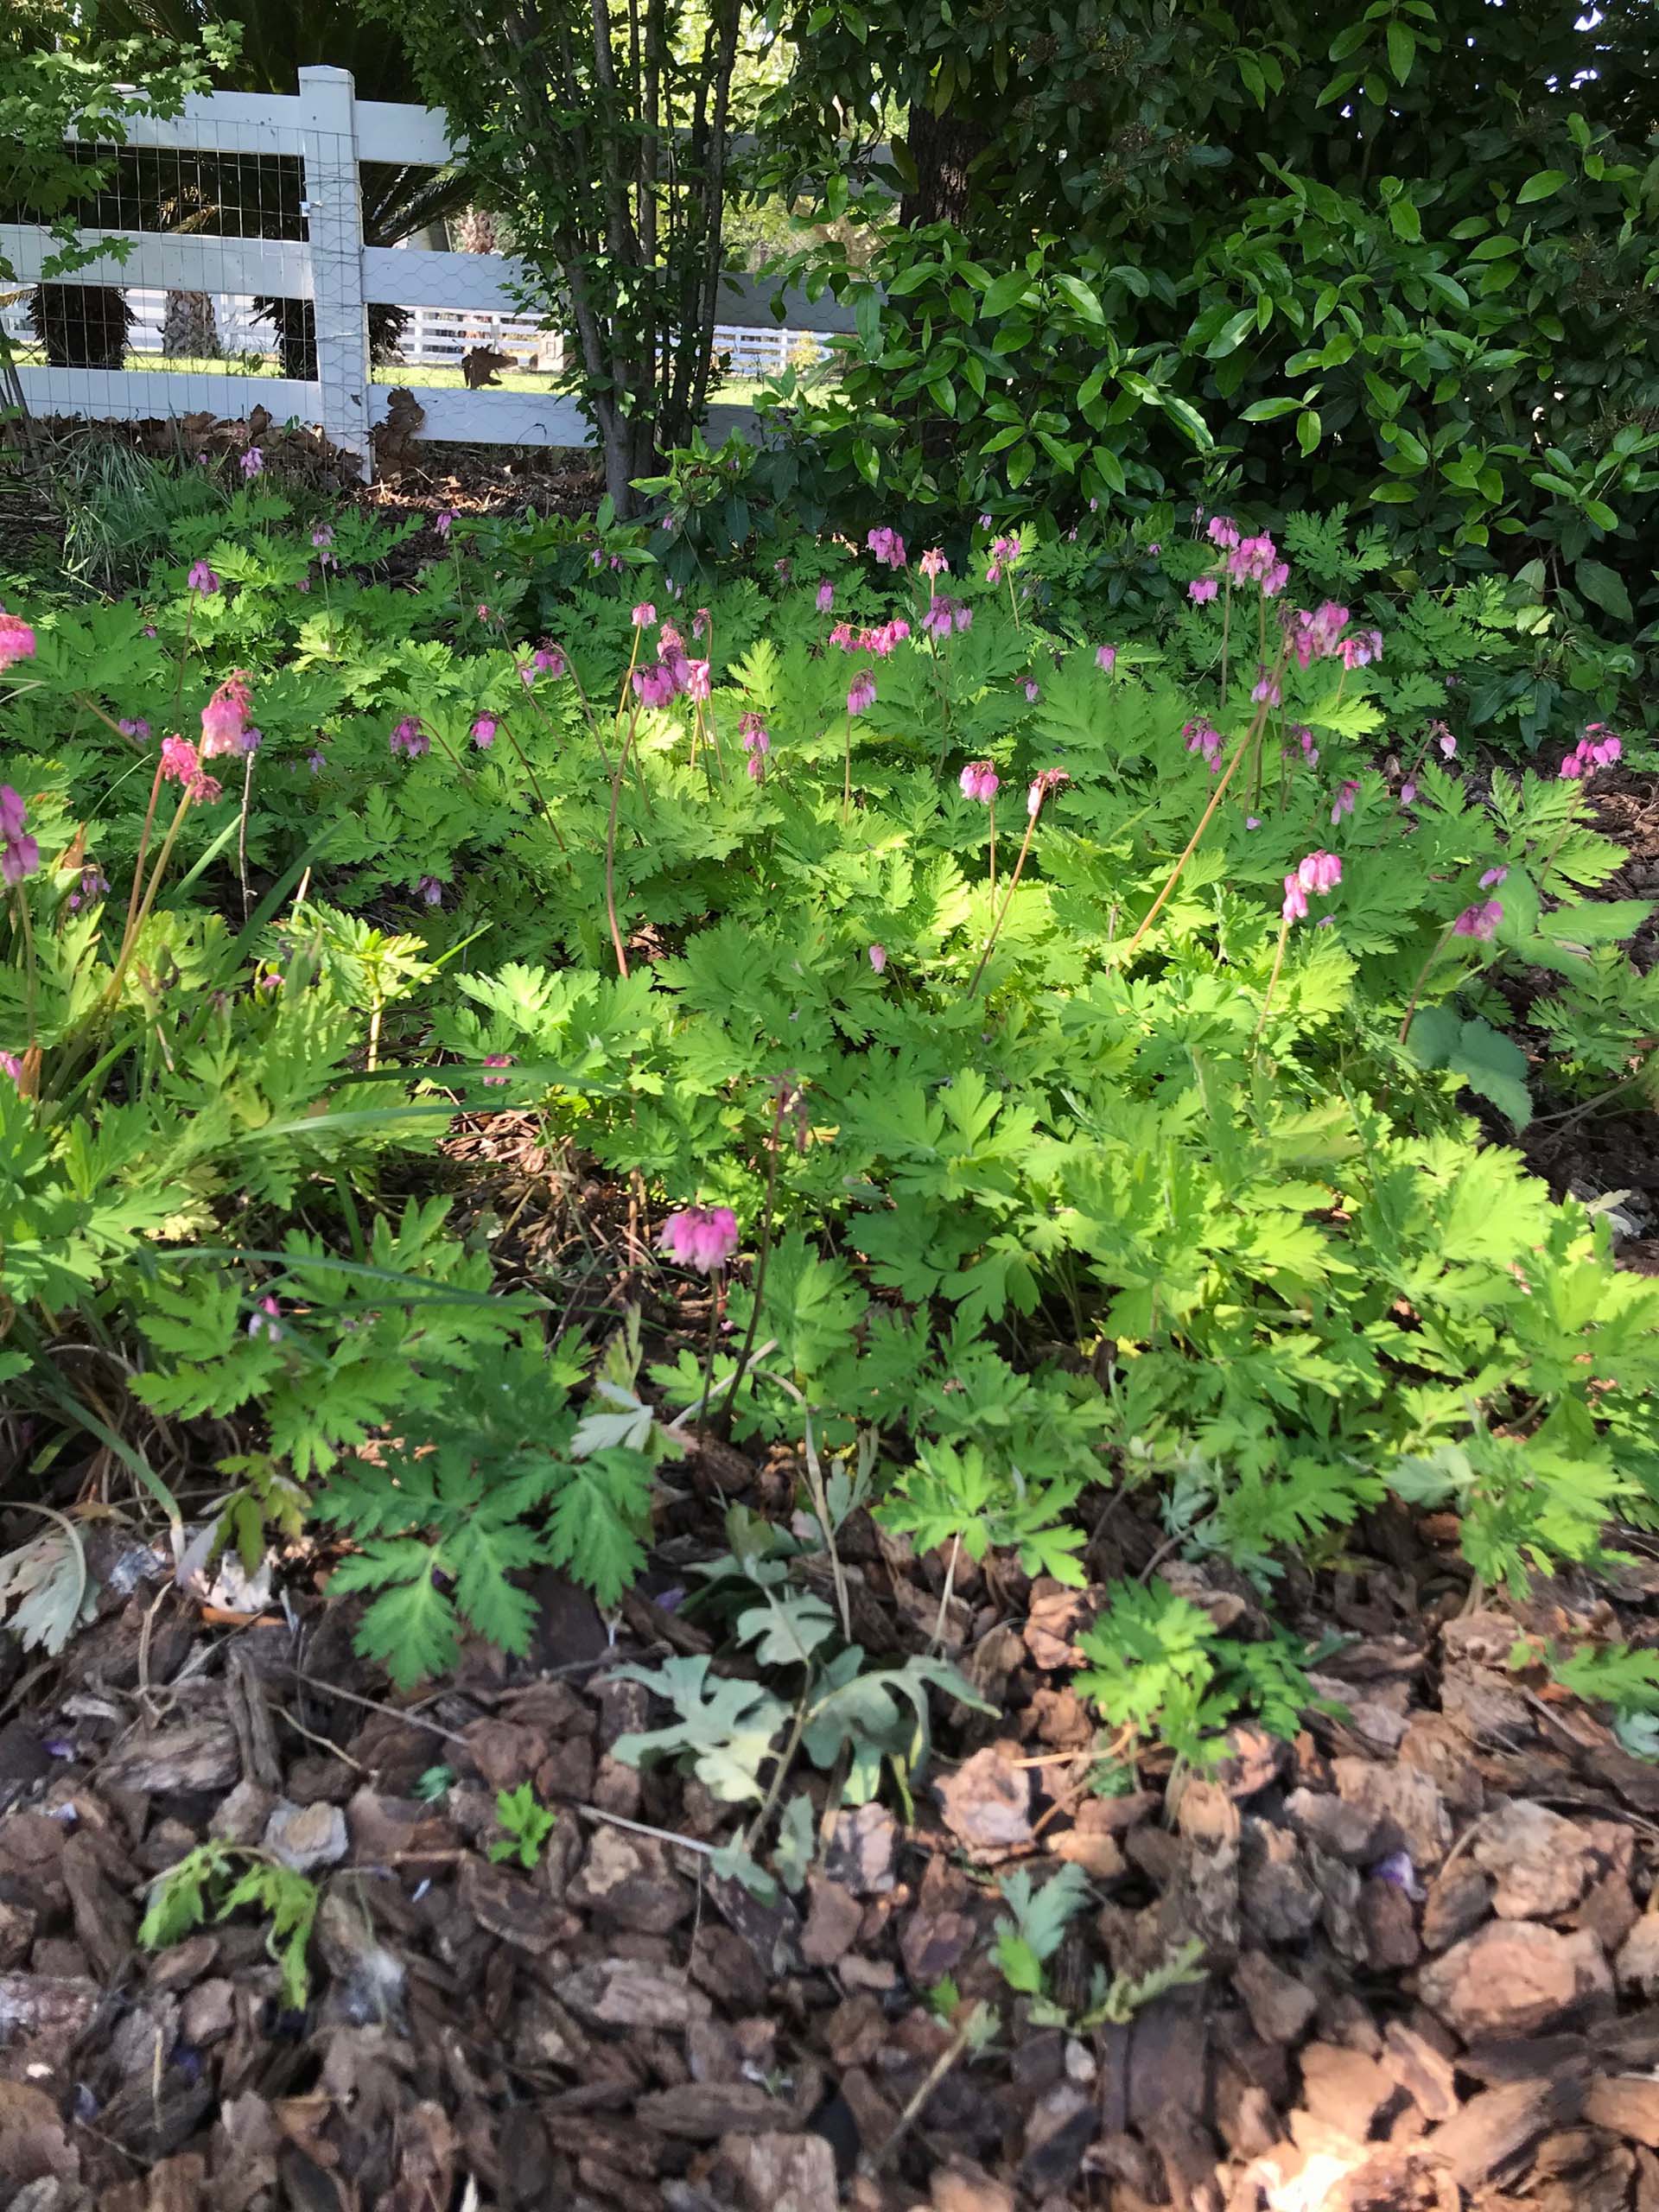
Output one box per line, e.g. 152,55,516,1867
1123,671,1283,961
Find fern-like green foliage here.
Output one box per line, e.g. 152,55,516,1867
1076,1580,1323,1766
317,1337,656,1687
139,1843,318,2012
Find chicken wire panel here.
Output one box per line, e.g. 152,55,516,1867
17,124,321,423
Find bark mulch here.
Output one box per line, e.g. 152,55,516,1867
2,1490,1657,2212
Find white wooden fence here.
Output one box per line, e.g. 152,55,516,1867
0,65,848,480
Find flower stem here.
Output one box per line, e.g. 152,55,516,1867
12,887,38,1051
718,1096,785,1438
695,1270,725,1429
965,799,1042,1001
1124,671,1283,960
105,791,191,1009
1253,912,1292,1042
988,799,997,906
1397,921,1458,1046
603,752,631,980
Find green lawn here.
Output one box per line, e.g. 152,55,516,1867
10,346,763,404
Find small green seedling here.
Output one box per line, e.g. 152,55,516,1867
139,1841,318,2011
414,1763,455,1802
487,1782,557,1868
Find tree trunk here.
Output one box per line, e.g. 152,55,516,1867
899,103,987,230
162,291,220,359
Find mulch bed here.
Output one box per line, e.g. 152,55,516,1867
3,1483,1658,2212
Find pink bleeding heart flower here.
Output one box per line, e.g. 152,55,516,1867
918,549,948,579
417,875,444,906
0,786,40,886
1297,849,1343,895
868,943,887,974
1453,899,1503,940
0,611,39,668
1189,577,1218,604
481,1052,513,1085
632,601,657,627
471,715,498,748
435,510,454,537
186,560,220,596
867,526,906,569
848,669,876,716
959,761,999,803
1330,779,1359,823
1027,767,1069,818
1479,865,1508,889
816,581,835,613
390,715,429,760
239,447,264,479
1281,874,1309,924
659,1205,740,1273
200,671,255,758
1096,644,1116,673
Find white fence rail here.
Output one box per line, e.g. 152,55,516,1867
3,65,847,479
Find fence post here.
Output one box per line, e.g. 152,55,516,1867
297,66,372,480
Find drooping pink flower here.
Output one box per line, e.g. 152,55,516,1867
1338,628,1383,670
683,659,712,702
659,1205,740,1273
632,663,677,709
1400,781,1417,807
867,526,906,569
868,943,887,973
1330,779,1359,823
390,715,429,760
160,735,200,785
1185,721,1223,772
632,601,657,627
0,1052,22,1084
691,608,710,642
0,786,39,887
311,524,334,551
1453,899,1503,940
1189,577,1218,604
1253,667,1281,708
1297,849,1343,895
1287,601,1351,669
985,534,1020,584
959,761,1000,803
919,548,948,579
417,875,444,906
1095,644,1117,673
1436,727,1457,759
118,718,150,741
1027,767,1069,818
1207,515,1240,550
848,669,876,716
471,715,499,748
922,594,969,641
239,446,264,479
0,612,38,669
1479,865,1509,889
200,671,255,758
435,510,454,537
186,560,220,596
481,1052,513,1085
816,580,835,613
746,753,766,782
1281,874,1309,923
533,645,566,677
739,711,770,757
1023,678,1041,703
829,621,856,652
247,1296,283,1340
159,736,221,804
